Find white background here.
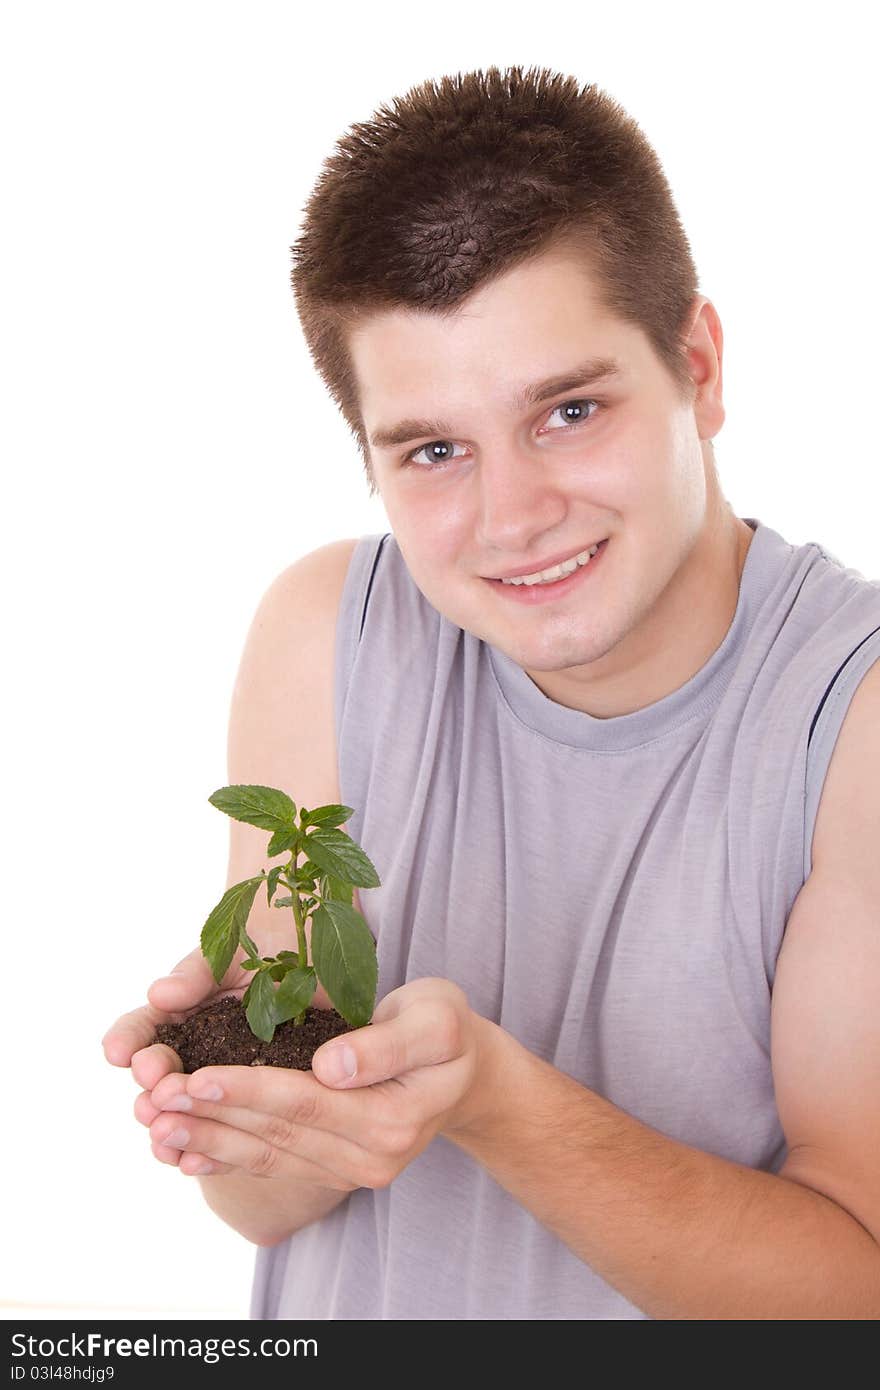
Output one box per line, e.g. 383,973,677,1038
2,0,877,1319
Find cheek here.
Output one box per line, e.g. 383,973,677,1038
386,491,467,554
595,418,681,507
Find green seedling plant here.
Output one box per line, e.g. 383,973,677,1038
200,784,381,1043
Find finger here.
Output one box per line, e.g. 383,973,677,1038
102,1002,171,1067
131,1043,184,1091
150,1143,236,1179
177,1151,235,1178
312,991,466,1088
143,1067,361,1167
144,1109,233,1177
146,949,219,1013
136,1088,197,1129
148,1072,363,1160
150,1139,182,1168
148,1109,364,1190
104,947,231,1068
135,1089,160,1126
153,1063,367,1139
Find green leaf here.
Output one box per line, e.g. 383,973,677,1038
311,901,377,1027
267,826,300,857
277,950,300,964
272,895,294,908
209,785,297,832
243,969,277,1042
303,804,356,830
240,924,260,960
200,876,265,984
296,860,321,882
302,829,381,889
240,957,261,972
273,966,317,1024
323,872,353,906
266,866,284,906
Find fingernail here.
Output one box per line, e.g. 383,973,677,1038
317,1044,357,1084
162,1127,190,1149
189,1080,224,1101
161,1095,192,1112
192,1160,213,1175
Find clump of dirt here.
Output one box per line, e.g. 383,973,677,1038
155,995,357,1072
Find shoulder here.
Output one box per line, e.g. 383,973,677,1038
226,538,365,970
241,538,361,671
265,537,361,614
227,539,362,853
229,537,362,777
808,653,880,874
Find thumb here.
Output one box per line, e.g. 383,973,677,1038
312,999,458,1089
147,948,217,1012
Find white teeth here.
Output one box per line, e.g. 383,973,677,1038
501,543,600,586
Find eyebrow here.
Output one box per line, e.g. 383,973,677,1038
368,356,623,451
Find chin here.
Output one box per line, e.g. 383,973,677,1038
496,628,609,673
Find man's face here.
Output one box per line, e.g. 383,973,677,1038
348,249,726,709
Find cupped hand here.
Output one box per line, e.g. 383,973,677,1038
101,944,249,1169
145,976,502,1187
103,934,333,1174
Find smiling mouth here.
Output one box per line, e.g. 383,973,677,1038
483,538,610,599
489,540,607,586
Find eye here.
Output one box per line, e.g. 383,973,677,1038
404,440,467,470
544,397,601,432
401,397,602,471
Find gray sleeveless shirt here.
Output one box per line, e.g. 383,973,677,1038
251,517,880,1320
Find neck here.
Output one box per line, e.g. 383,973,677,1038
524,490,755,720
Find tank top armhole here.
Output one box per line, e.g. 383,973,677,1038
334,533,391,749
803,623,880,880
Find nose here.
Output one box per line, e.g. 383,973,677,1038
475,442,568,555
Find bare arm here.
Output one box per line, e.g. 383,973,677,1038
442,661,880,1316
106,536,361,1246
190,536,360,1243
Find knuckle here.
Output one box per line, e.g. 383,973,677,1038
384,1122,419,1158
247,1142,280,1178
371,1034,404,1078
364,1119,417,1159
282,1087,322,1129
426,1000,465,1057
262,1114,300,1151
363,1118,391,1153
421,977,469,1009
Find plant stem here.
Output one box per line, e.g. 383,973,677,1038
287,851,309,966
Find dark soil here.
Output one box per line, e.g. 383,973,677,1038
155,995,357,1073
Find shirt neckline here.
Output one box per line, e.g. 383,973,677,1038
486,518,789,752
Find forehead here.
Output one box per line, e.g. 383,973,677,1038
347,251,644,425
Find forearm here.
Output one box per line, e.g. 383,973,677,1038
196,1170,350,1247
446,1022,880,1319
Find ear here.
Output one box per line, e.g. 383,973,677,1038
682,295,725,441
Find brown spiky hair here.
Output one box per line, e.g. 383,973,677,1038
291,64,702,497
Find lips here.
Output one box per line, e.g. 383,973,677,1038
487,540,607,581
485,537,609,603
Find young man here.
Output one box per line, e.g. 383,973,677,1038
104,66,880,1319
